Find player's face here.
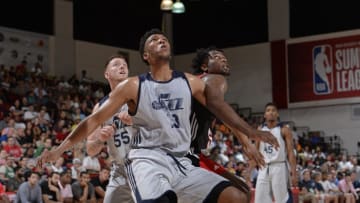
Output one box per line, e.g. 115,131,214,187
207,50,230,75
264,105,279,122
106,58,129,82
144,34,171,62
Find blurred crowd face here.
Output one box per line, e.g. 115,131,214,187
28,173,39,186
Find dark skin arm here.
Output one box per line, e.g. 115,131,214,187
187,73,278,167
282,126,297,187
202,74,279,148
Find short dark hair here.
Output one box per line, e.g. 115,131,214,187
80,171,88,177
50,171,60,178
265,102,277,110
104,54,128,71
139,28,168,65
191,46,223,74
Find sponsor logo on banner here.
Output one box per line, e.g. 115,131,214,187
287,34,360,107
313,45,333,95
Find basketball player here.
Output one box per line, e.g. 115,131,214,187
189,47,252,196
39,28,278,203
253,102,297,203
86,55,134,203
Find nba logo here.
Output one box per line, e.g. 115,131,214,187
313,45,333,95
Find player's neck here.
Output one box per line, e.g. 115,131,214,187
266,120,278,129
149,64,172,81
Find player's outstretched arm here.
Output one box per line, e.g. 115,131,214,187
187,73,279,148
38,77,138,166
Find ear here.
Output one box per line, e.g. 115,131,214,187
104,71,109,80
143,52,149,61
200,64,208,72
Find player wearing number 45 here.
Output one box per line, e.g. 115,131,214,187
253,102,297,203
86,55,134,203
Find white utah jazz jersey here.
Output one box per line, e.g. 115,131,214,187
100,96,131,165
130,71,192,156
259,124,287,163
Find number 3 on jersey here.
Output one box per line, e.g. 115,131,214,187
114,128,130,147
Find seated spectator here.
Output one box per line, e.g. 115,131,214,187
0,150,8,165
90,167,110,203
58,171,73,203
34,138,52,158
0,156,15,180
314,171,338,203
321,171,343,202
338,171,358,203
299,169,318,203
23,104,38,121
51,157,65,174
6,167,23,193
71,171,96,203
82,155,101,178
15,172,42,203
71,158,85,183
40,172,62,203
3,137,22,159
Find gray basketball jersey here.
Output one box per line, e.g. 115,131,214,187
260,124,287,163
99,96,131,165
130,71,192,156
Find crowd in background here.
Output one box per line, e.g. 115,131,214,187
0,62,359,203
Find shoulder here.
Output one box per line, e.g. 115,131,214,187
280,124,291,136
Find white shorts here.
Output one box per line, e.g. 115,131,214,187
104,162,134,203
126,149,230,203
254,162,290,203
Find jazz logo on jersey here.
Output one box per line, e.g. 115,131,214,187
313,45,334,95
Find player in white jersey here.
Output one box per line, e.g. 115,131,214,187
86,55,134,203
253,102,297,203
39,28,279,203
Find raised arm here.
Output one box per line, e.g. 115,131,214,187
38,77,139,165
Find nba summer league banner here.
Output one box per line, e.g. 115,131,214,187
287,33,360,107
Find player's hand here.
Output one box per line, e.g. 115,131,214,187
242,141,265,168
97,125,115,142
118,111,133,125
291,172,298,187
249,129,279,150
37,149,61,168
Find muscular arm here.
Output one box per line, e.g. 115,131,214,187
39,78,139,163
282,126,297,186
86,103,106,156
187,73,266,166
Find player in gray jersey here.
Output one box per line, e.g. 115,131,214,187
86,55,134,203
39,28,278,203
253,102,297,203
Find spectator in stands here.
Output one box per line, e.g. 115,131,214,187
313,171,338,203
70,158,84,183
58,171,73,203
0,156,15,180
299,169,318,203
6,167,24,193
51,156,65,173
338,171,358,203
321,171,342,203
90,167,109,203
15,171,42,203
71,171,96,203
82,155,101,178
34,137,52,157
41,172,62,203
23,104,38,121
